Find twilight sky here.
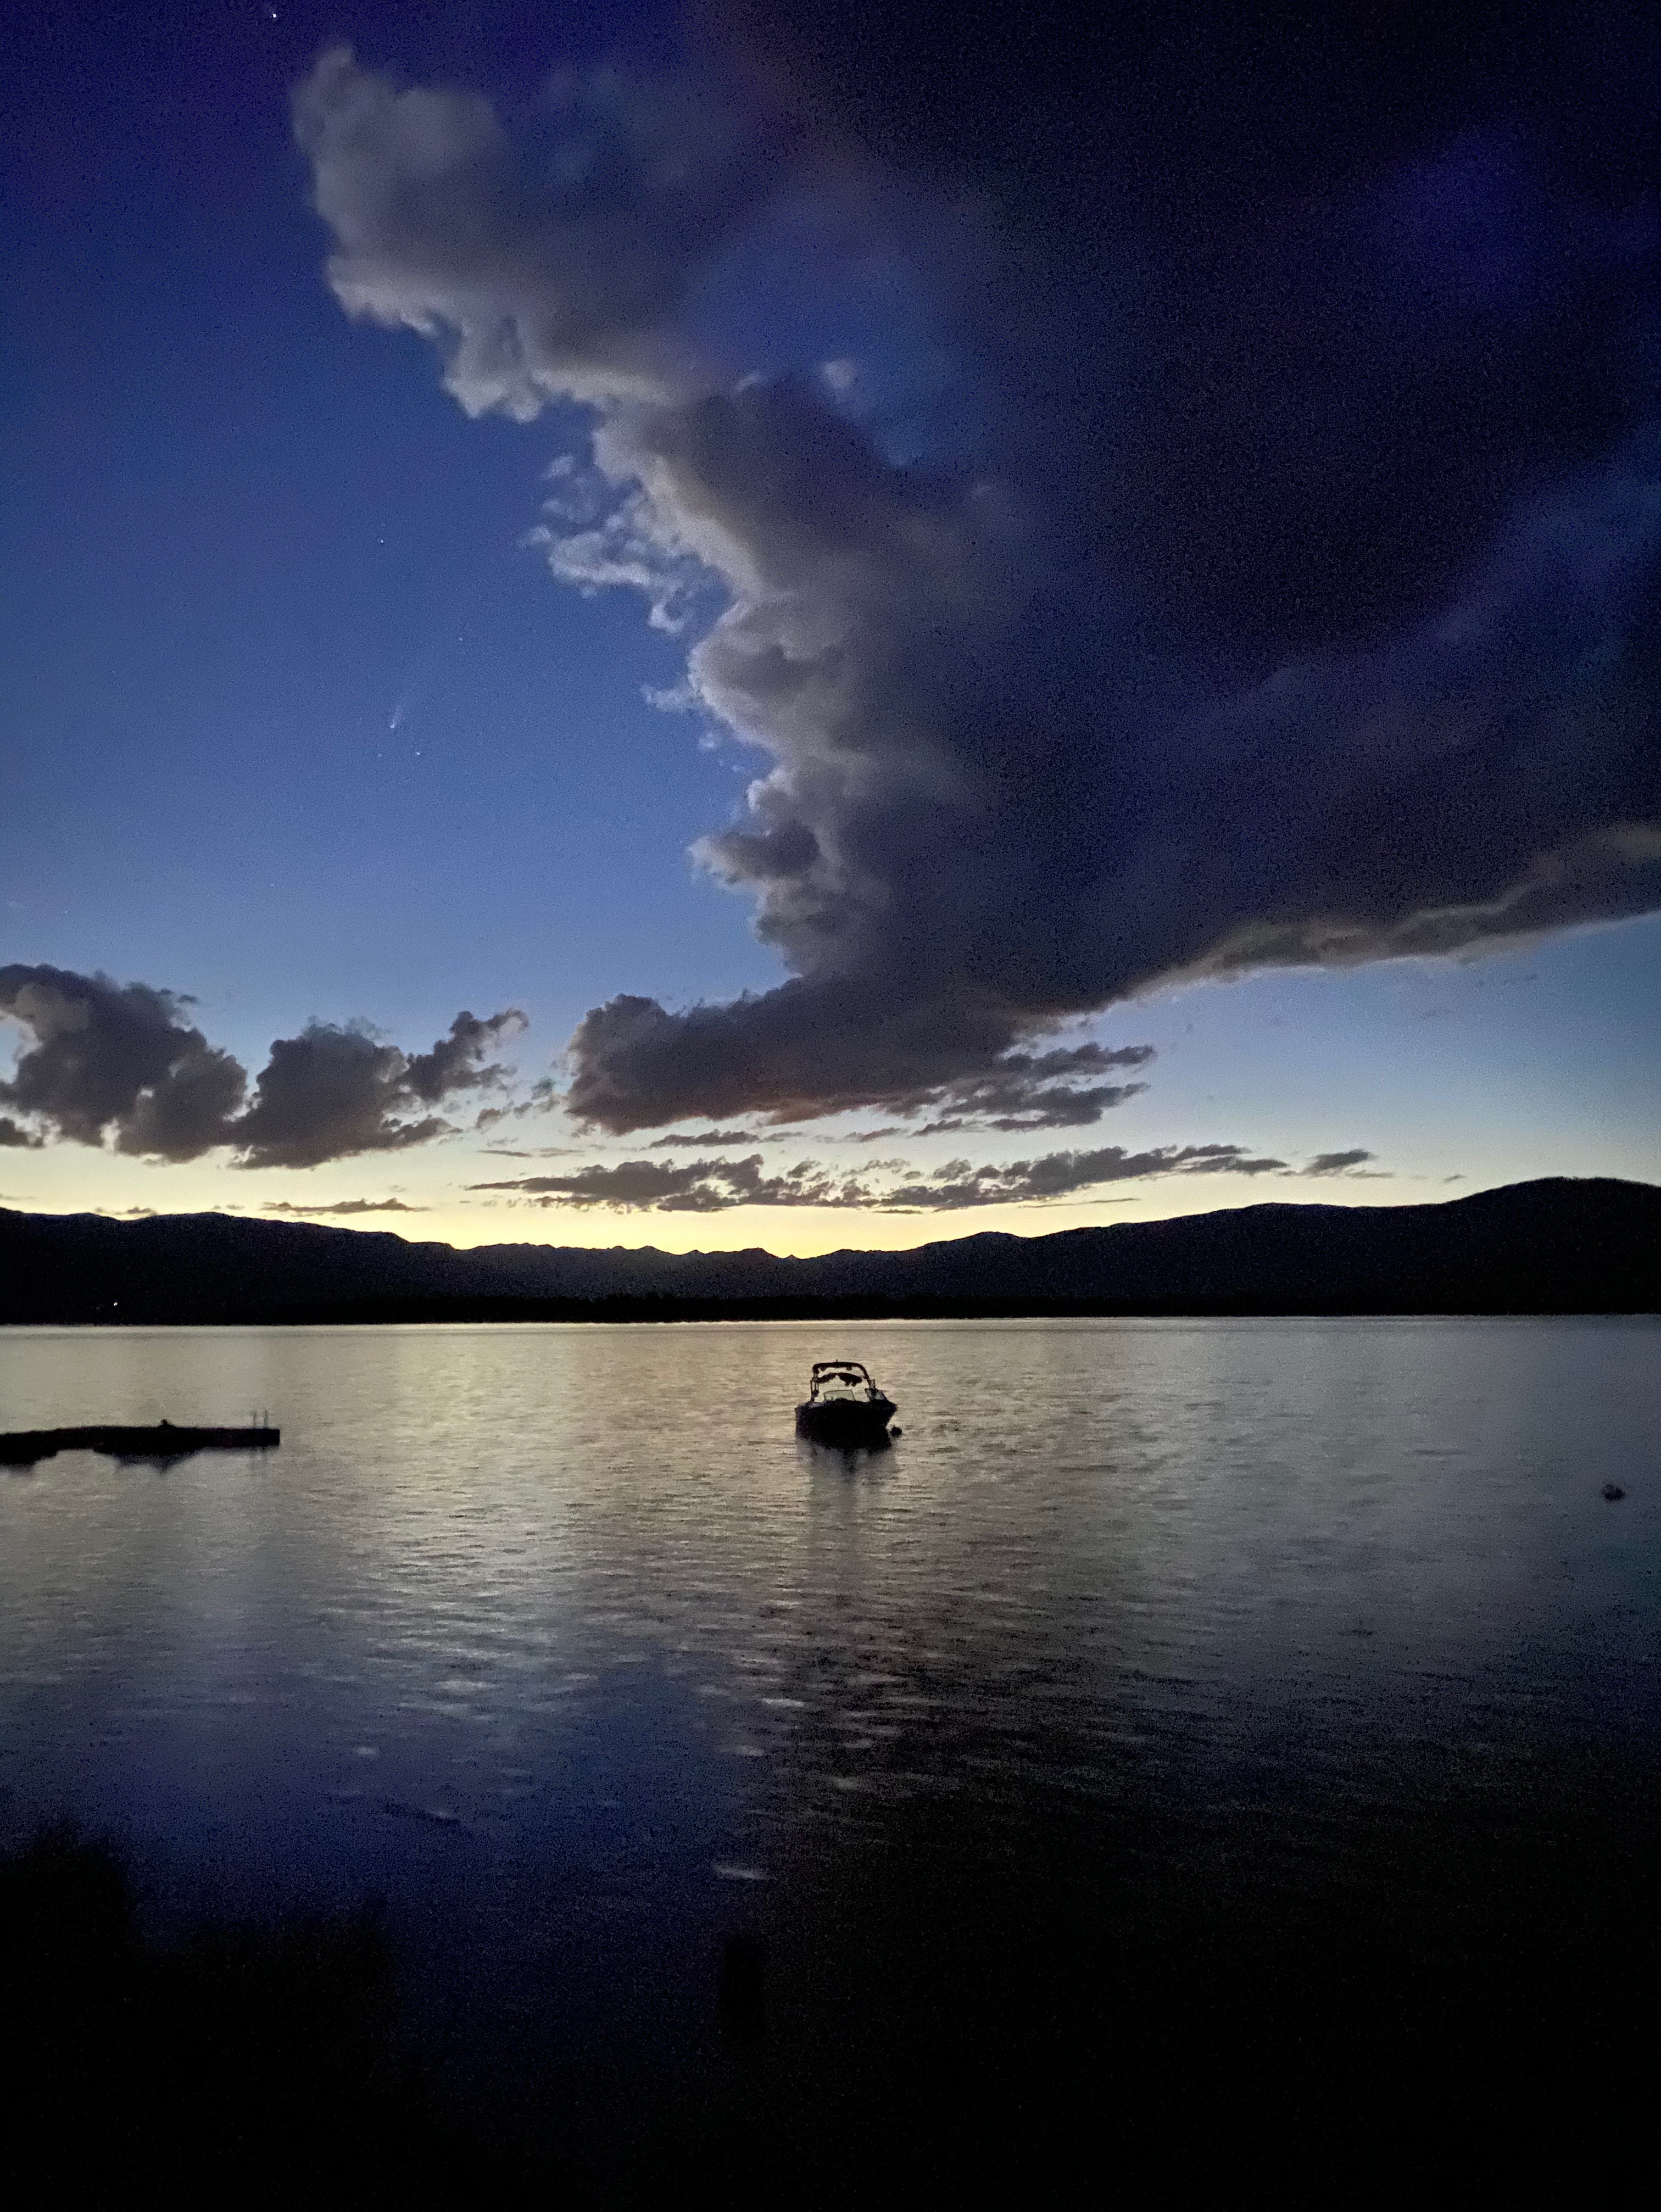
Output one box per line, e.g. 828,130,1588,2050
3,0,1657,1252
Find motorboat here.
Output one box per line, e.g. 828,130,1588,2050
795,1361,897,1446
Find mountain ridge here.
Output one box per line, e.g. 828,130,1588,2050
2,1178,1657,1322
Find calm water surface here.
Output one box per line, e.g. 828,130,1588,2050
3,1318,1658,2116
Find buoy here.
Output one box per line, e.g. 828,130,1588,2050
1602,1482,1626,1502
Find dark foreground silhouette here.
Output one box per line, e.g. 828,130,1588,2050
0,1830,497,2199
0,1423,280,1467
5,1764,1656,2201
3,1176,1658,1323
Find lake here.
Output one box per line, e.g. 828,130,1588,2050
3,1316,1658,2190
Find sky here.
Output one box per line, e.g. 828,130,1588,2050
2,0,1657,1254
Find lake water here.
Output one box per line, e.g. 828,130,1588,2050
3,1317,1659,2184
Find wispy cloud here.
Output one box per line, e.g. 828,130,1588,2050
261,1197,429,1216
646,1126,787,1147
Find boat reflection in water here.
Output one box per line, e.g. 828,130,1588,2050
794,1360,898,1448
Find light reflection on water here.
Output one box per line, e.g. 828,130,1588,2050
2,1317,1657,2083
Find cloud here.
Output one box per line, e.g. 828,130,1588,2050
910,1045,1153,1132
1306,1149,1379,1176
292,46,778,417
297,26,1661,1133
470,1139,1286,1213
646,1125,785,1146
481,1143,579,1158
0,965,524,1168
232,1011,523,1169
0,965,247,1161
620,1045,1152,1140
473,1076,560,1131
404,1010,526,1102
261,1197,429,1216
564,988,1155,1133
468,1152,871,1212
0,1116,42,1148
890,1144,1290,1210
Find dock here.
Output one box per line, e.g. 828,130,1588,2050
0,1423,281,1467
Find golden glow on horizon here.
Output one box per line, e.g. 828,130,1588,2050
0,1150,1581,1260
5,929,1657,1258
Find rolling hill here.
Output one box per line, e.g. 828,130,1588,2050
1,1178,1657,1323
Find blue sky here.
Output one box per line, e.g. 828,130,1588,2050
2,3,1657,1251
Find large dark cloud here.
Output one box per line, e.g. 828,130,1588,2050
734,1,1661,659
298,12,1661,1133
0,965,524,1167
565,992,1154,1132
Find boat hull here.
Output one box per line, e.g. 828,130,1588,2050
795,1397,896,1446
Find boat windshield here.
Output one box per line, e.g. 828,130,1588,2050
810,1362,877,1400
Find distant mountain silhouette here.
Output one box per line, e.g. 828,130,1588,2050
2,1179,1656,1323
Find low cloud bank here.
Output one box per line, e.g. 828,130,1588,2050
0,965,523,1169
469,1141,1362,1214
